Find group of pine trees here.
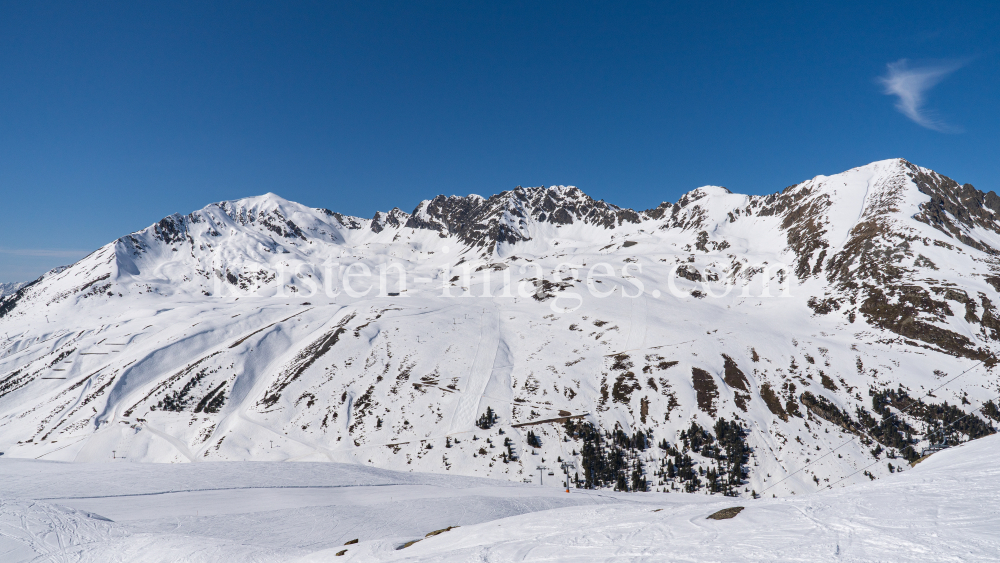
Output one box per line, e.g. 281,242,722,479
526,430,542,448
657,419,750,495
870,387,996,449
802,387,999,463
562,416,750,495
484,382,999,495
476,406,498,429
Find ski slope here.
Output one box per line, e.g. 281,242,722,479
1,433,997,561
382,433,1000,562
0,456,665,562
2,157,1000,500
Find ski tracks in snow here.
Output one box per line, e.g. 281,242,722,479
624,293,647,353
0,500,122,563
449,305,501,434
606,293,648,357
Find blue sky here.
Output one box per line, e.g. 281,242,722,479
1,1,998,283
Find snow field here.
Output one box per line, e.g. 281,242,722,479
1,432,995,561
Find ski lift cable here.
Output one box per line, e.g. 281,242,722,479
899,385,1000,452
759,407,914,495
923,361,985,400
921,402,993,445
759,360,983,495
759,426,871,495
826,390,1000,490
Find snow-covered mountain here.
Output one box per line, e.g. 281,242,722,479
0,281,28,299
1,158,998,497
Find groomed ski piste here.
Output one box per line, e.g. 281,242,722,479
0,432,997,562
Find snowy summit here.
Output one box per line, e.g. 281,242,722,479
1,158,999,560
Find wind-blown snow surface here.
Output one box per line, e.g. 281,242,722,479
381,433,1000,563
1,158,1000,499
0,433,997,562
0,457,660,562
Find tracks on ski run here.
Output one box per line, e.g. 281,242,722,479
450,305,501,434
0,499,121,562
624,293,647,352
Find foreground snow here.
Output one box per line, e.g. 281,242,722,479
1,433,998,561
382,435,1000,562
0,456,661,562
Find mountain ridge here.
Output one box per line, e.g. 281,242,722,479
2,158,998,498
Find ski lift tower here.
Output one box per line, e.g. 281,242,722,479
536,465,548,486
560,461,575,491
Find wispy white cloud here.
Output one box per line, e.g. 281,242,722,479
878,59,963,132
0,247,91,258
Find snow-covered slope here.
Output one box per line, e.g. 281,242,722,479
0,281,27,299
376,431,1000,563
0,456,651,562
1,427,997,562
1,158,999,498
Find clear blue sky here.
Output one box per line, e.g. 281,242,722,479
1,1,998,283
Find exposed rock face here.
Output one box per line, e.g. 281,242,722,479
2,158,999,497
370,208,409,233
405,186,644,252
910,165,1000,253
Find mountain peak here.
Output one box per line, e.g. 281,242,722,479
3,158,999,501
400,184,642,251
371,207,410,233
216,192,298,214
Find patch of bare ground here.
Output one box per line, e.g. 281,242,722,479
706,506,744,520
